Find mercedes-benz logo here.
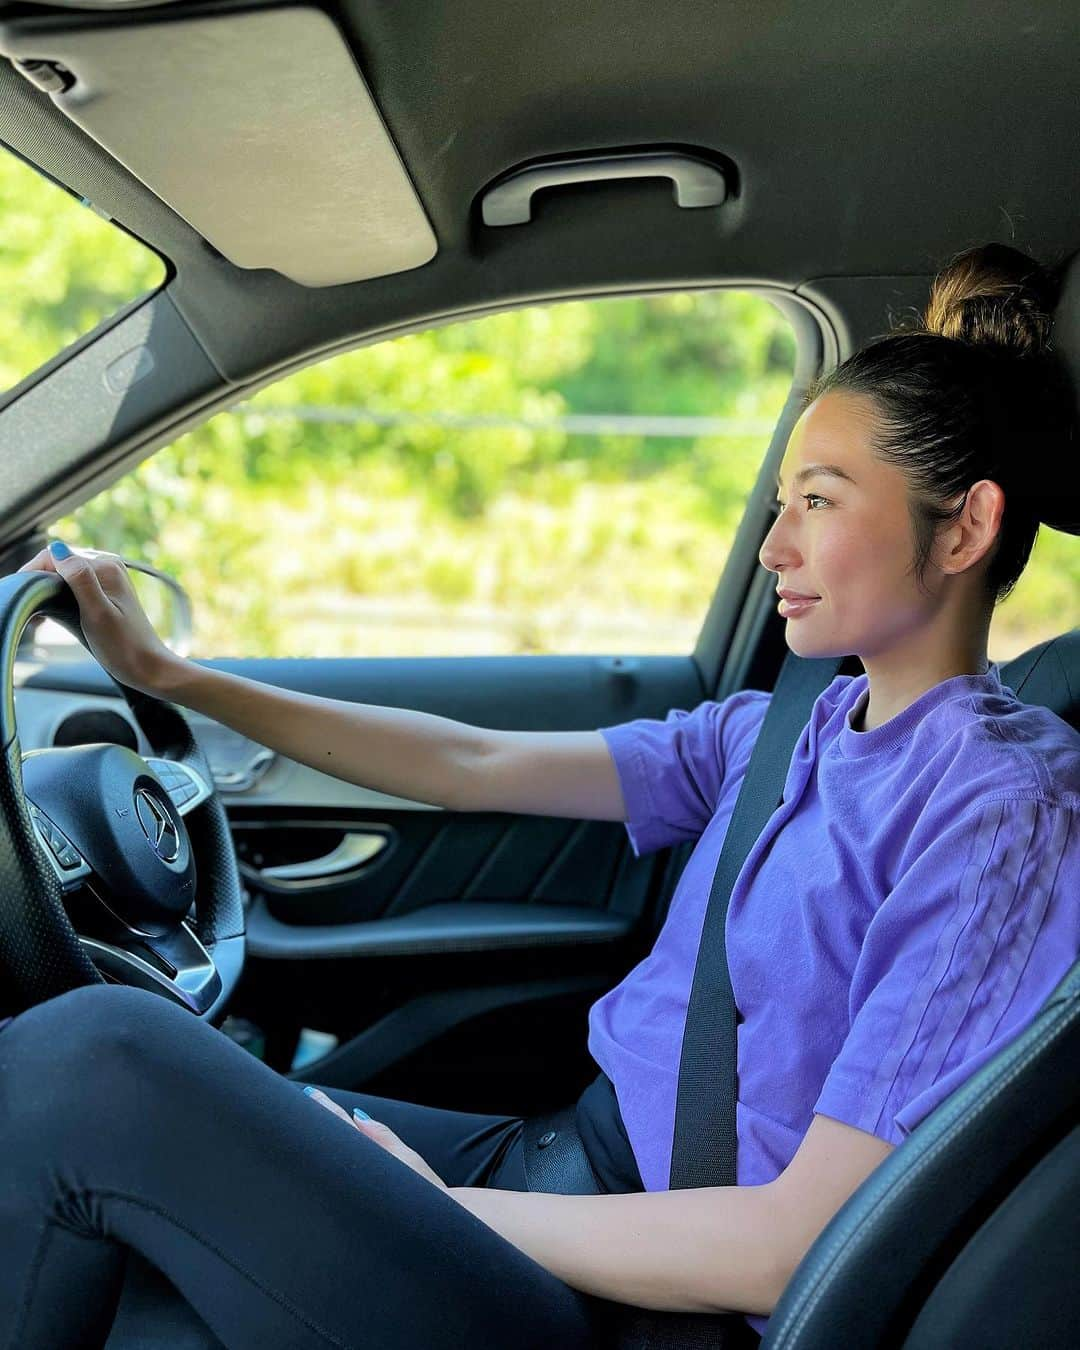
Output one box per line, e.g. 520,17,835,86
134,787,180,863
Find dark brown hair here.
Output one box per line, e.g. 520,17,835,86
804,243,1080,606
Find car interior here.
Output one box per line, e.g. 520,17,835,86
0,1,1077,1346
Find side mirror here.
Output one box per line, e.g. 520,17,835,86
21,560,194,662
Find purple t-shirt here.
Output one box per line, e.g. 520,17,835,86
589,661,1080,1339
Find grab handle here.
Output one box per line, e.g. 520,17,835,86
481,151,728,226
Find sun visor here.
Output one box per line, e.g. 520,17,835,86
0,5,437,287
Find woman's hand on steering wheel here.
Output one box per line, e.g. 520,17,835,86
17,539,181,697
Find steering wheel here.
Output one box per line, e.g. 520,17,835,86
0,569,246,1022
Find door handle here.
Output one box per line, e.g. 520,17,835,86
211,747,276,793
251,832,389,888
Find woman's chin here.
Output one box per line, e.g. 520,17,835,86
784,626,850,662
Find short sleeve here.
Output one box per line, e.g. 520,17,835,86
814,795,1079,1146
598,689,770,858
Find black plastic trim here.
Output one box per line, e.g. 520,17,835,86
285,971,611,1087
247,897,631,960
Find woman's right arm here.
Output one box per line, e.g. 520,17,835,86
17,541,628,821
158,661,628,820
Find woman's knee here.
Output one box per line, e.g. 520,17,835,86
0,982,212,1154
2,982,192,1084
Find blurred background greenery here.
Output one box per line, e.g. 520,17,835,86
2,147,1074,662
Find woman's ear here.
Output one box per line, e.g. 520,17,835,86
941,479,1005,575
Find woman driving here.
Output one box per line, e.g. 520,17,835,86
2,242,1079,1350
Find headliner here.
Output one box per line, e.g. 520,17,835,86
0,0,1076,384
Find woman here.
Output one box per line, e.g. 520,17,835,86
2,243,1079,1350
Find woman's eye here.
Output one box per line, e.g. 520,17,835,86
770,493,828,515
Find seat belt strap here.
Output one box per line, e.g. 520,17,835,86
669,653,844,1191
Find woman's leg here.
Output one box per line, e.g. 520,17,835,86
0,983,599,1350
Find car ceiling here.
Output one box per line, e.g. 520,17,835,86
0,0,1077,529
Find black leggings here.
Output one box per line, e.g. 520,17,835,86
0,982,609,1350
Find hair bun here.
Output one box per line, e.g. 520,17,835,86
922,243,1058,358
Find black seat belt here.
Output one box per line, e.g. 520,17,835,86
608,653,845,1350
670,652,846,1189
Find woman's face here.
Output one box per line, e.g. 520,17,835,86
758,389,935,664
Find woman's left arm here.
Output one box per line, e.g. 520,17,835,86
451,1114,894,1316
450,1182,786,1316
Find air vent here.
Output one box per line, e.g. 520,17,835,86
52,707,138,751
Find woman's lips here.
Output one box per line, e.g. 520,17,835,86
778,596,821,617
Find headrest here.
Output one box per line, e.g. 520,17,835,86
1000,629,1080,735
1051,248,1080,426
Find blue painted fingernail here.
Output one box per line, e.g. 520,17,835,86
302,1085,316,1097
352,1108,371,1122
49,540,71,560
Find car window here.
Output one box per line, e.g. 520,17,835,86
44,286,1075,665
52,290,798,658
0,144,166,398
986,528,1079,665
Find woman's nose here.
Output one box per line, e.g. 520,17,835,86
759,515,791,573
